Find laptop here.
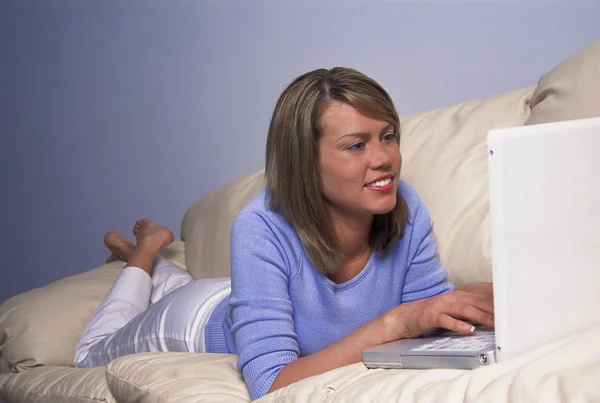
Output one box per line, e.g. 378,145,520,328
362,117,600,370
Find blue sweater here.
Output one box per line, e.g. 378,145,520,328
203,180,453,400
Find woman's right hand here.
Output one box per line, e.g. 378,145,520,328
381,289,495,341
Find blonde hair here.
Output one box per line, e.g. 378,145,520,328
265,67,409,276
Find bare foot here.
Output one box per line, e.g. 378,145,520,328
104,231,136,263
132,218,174,250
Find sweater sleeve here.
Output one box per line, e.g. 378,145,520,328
229,208,299,400
401,188,454,303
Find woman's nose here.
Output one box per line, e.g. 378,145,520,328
370,143,392,169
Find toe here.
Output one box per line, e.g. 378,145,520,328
103,231,120,246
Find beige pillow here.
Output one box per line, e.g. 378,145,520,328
526,40,600,125
181,170,265,280
0,242,185,371
0,262,122,371
105,352,250,402
0,366,114,402
400,87,534,287
264,325,596,402
104,322,600,403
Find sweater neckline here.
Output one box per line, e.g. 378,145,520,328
316,252,377,291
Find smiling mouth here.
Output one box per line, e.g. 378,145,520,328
366,177,393,189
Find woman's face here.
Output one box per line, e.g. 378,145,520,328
318,101,401,225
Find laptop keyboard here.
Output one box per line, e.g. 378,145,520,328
411,330,495,352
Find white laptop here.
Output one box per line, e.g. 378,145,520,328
362,117,600,369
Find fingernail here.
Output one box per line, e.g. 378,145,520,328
465,325,475,333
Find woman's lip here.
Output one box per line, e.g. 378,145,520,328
365,174,394,186
366,181,394,192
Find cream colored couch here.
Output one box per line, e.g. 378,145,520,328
1,41,600,403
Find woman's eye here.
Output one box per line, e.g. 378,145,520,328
348,142,365,151
383,133,397,142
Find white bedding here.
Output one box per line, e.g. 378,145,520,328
98,321,600,402
263,322,600,402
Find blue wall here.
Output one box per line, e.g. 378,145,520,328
2,0,600,303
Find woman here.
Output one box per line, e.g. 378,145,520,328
75,67,493,401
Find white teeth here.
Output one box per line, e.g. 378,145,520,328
369,178,392,188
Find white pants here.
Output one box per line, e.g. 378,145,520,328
74,256,231,368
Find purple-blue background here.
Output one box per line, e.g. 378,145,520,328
2,0,600,306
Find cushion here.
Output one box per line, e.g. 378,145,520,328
105,352,250,402
0,366,114,403
263,324,597,403
181,170,264,280
526,40,600,125
0,242,185,371
103,323,600,402
0,262,122,372
399,87,534,286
